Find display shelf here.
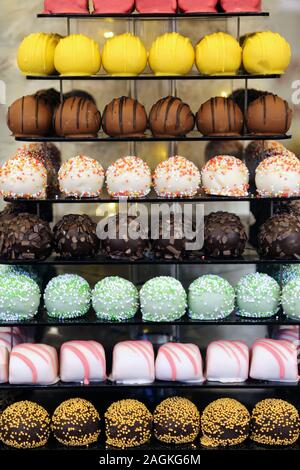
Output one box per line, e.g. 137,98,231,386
37,12,270,20
14,133,292,144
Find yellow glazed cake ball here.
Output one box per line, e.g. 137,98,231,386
149,32,195,76
17,33,61,76
102,33,147,76
195,32,242,75
54,34,101,76
242,31,291,75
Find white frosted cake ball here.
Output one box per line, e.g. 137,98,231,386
44,274,91,319
188,275,235,320
106,156,151,198
140,276,187,322
153,156,201,198
92,276,138,321
0,152,47,199
201,155,249,197
255,152,300,197
236,273,280,318
58,155,104,198
282,278,300,319
0,273,41,321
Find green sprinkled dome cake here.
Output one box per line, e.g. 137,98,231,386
282,277,300,319
236,272,280,318
0,273,40,321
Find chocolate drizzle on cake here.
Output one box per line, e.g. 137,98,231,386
196,97,243,136
246,93,292,135
54,96,101,137
149,96,195,138
102,96,147,137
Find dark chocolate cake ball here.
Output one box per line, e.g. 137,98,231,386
0,401,50,449
258,213,300,259
196,97,243,136
7,95,53,137
51,398,100,447
54,96,101,138
152,213,195,260
244,140,287,184
149,96,195,138
204,140,244,163
246,94,292,135
201,398,250,447
204,211,248,258
0,213,52,260
250,399,299,446
102,96,148,137
154,397,200,444
100,214,148,260
105,399,152,448
53,214,99,259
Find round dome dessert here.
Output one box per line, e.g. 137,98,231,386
244,140,287,184
54,96,101,138
282,278,300,319
196,97,244,136
154,397,200,444
58,155,105,198
51,398,100,447
100,214,148,260
102,33,147,76
236,273,280,318
105,399,152,448
188,275,235,320
149,96,195,138
17,33,60,75
153,156,201,198
204,211,247,258
106,156,151,198
201,398,250,447
201,155,249,197
149,33,195,76
255,152,300,197
102,96,147,137
140,276,187,322
221,0,261,11
242,32,291,75
54,34,101,76
0,213,52,260
92,276,138,321
7,95,53,138
195,32,242,75
0,401,50,449
43,0,89,14
281,264,300,286
246,94,292,135
53,214,99,259
44,274,91,319
250,399,299,446
0,153,47,199
205,141,244,163
258,213,300,259
0,273,40,321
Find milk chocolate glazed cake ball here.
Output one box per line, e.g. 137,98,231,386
0,401,50,449
196,97,244,136
204,211,247,258
54,96,101,138
7,95,53,138
258,213,300,259
102,96,147,137
149,96,195,138
247,94,292,135
53,214,99,259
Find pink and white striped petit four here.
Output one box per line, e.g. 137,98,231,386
206,340,249,383
250,338,299,383
60,340,106,384
9,343,59,385
110,340,155,384
0,347,8,383
155,342,204,383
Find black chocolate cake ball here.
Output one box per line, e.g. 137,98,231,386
258,213,300,259
0,401,50,449
149,96,195,138
51,398,100,447
204,140,244,163
53,214,99,259
0,212,52,260
204,211,248,258
102,96,148,137
201,398,250,447
250,399,299,446
105,399,152,448
154,397,200,444
100,214,148,260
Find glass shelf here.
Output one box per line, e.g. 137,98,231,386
37,12,270,20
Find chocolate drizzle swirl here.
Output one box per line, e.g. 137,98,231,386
149,96,195,138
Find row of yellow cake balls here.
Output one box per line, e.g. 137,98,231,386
17,30,291,77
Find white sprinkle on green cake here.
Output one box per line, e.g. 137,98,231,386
0,273,40,321
236,273,280,318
